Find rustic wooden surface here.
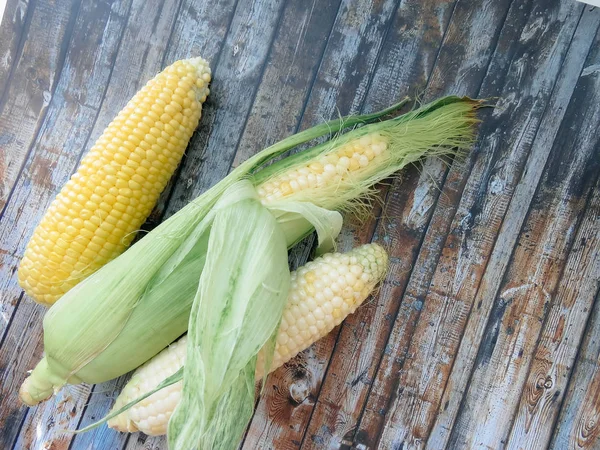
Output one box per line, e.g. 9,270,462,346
0,0,599,448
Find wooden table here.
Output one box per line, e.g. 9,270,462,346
1,0,599,448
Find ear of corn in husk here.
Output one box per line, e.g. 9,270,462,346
83,243,387,436
19,96,481,407
18,58,211,306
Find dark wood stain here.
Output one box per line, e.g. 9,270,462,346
0,0,599,449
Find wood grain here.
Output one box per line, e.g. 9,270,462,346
0,0,189,447
504,21,600,450
297,0,459,447
551,290,600,450
0,0,599,449
242,0,406,447
427,7,600,449
0,0,80,211
445,14,600,448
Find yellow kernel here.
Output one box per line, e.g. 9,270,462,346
309,163,323,174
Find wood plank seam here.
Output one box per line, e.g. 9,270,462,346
0,0,82,220
442,19,600,443
237,5,347,446
0,0,37,116
433,4,589,444
149,0,241,225
500,9,595,436
505,171,600,446
296,0,514,445
241,0,411,446
352,1,520,446
424,7,600,448
360,1,592,446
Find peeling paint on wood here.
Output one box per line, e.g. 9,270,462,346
0,0,599,449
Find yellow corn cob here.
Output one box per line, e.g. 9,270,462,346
18,58,211,306
108,243,388,436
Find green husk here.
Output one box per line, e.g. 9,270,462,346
168,181,290,449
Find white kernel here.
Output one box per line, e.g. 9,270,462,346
332,296,343,308
314,292,325,305
297,176,308,188
350,265,363,276
290,180,300,191
338,156,350,168
359,135,372,146
314,307,325,320
323,302,333,315
359,155,369,167
292,306,303,319
309,325,318,336
324,163,336,174
288,325,299,336
323,287,334,300
299,303,310,316
297,318,308,330
331,282,341,293
306,314,316,326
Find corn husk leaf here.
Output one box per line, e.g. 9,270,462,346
168,181,290,449
269,202,343,254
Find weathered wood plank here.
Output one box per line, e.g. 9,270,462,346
358,1,590,448
241,0,402,447
0,0,193,447
445,28,600,450
0,0,80,211
136,0,238,227
504,27,600,449
160,0,288,218
427,7,600,449
67,377,132,450
295,0,460,447
232,0,342,167
0,0,32,98
345,0,519,446
373,2,590,448
551,293,600,450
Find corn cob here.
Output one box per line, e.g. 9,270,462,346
18,58,211,306
108,243,388,436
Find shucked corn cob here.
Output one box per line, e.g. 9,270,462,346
19,97,480,407
108,243,388,436
18,58,211,306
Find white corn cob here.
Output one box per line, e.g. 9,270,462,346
108,243,388,435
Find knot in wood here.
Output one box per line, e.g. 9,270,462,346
289,378,311,404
